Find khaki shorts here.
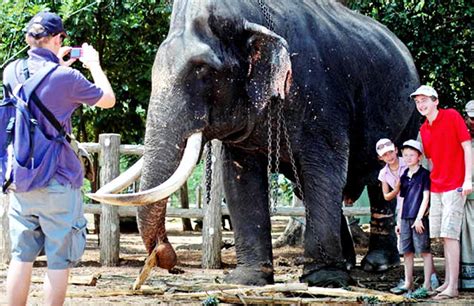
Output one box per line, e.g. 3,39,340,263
430,190,466,240
9,179,86,269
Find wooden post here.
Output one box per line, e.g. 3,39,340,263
99,134,121,266
202,140,223,268
0,194,11,265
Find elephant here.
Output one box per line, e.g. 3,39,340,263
90,0,420,286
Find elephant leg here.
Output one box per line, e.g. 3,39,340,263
299,152,353,287
221,147,274,285
361,183,399,272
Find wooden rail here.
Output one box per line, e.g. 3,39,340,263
0,134,371,268
84,204,370,218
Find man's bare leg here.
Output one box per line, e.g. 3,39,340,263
436,238,460,297
6,260,33,306
435,239,450,292
43,268,70,306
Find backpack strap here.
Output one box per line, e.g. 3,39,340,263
21,59,30,80
2,84,12,99
22,60,58,101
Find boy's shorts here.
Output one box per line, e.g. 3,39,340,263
8,179,87,269
430,190,466,240
400,217,430,254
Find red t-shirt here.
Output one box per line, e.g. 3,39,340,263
420,108,471,192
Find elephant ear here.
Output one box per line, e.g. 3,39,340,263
244,21,292,113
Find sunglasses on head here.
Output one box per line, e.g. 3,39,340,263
377,141,393,151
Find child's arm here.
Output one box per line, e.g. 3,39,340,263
395,197,403,235
413,190,430,234
382,180,400,201
461,140,472,196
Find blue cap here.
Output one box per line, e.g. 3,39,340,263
26,12,66,38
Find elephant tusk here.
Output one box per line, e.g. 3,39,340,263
95,157,143,194
86,132,202,206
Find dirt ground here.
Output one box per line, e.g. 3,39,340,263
0,217,473,305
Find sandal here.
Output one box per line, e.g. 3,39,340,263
390,285,412,294
404,287,430,299
433,293,458,300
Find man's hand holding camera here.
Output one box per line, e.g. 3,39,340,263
79,43,101,69
58,43,101,70
58,46,77,67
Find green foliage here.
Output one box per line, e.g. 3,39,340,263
270,174,294,206
0,0,172,145
348,0,473,110
169,160,204,207
356,295,380,304
187,160,204,203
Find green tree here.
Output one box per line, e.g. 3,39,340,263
348,0,473,110
1,0,172,145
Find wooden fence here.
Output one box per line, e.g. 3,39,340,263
0,134,370,267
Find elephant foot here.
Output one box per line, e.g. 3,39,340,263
224,264,274,286
361,249,399,272
300,266,353,287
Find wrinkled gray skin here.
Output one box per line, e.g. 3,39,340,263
137,0,419,287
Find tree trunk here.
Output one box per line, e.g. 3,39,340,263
180,183,193,231
273,196,305,248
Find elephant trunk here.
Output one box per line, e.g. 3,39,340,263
135,86,205,266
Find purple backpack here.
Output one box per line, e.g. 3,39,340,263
1,59,64,193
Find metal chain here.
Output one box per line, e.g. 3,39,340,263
266,99,275,214
266,98,281,215
279,105,301,198
257,0,334,265
205,141,213,205
257,0,275,31
261,0,278,215
272,99,283,209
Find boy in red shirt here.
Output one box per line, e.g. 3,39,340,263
411,85,472,299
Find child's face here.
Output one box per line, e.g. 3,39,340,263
414,95,438,117
379,150,398,165
402,147,421,166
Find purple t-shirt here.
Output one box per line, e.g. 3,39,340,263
25,48,103,188
378,157,407,212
